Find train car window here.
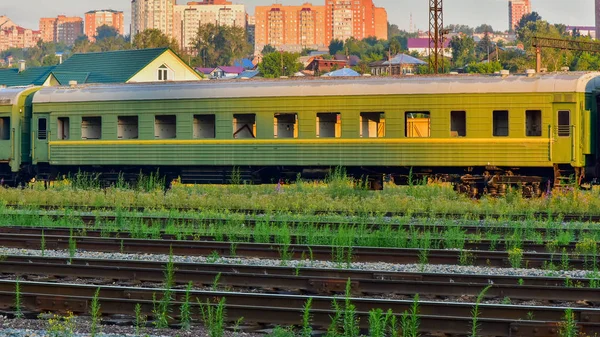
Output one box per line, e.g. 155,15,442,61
118,116,139,140
526,110,542,137
274,113,297,139
493,111,509,137
0,117,10,140
193,115,216,139
37,118,47,140
360,112,385,138
155,115,176,139
450,111,466,137
405,112,430,137
57,117,70,140
81,117,101,140
233,114,256,139
558,110,571,137
316,113,341,138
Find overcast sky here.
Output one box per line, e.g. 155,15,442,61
0,0,594,34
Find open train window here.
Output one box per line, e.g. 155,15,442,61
38,118,47,140
558,110,570,137
360,112,385,138
82,117,101,140
233,114,256,139
118,116,138,140
57,117,70,140
450,111,466,137
155,115,176,139
526,110,542,137
316,113,341,138
405,111,430,137
493,110,509,137
274,113,297,139
194,115,215,139
0,117,10,140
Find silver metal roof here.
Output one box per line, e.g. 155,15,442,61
0,87,33,105
32,72,600,104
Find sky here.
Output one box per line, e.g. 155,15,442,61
0,0,595,35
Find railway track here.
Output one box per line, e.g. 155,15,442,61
0,255,598,303
2,279,600,337
0,232,597,269
4,204,600,222
0,226,593,254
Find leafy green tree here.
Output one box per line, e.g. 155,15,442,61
474,24,494,34
476,32,494,60
450,35,477,68
193,24,252,67
515,12,542,32
328,39,344,56
97,36,130,52
133,29,179,52
388,23,402,39
258,51,302,78
388,38,402,56
261,44,276,55
96,25,120,41
446,24,474,35
72,37,101,53
465,60,503,73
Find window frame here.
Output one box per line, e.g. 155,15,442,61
154,115,177,139
316,112,341,138
525,110,542,137
118,116,139,140
492,110,509,137
359,112,385,138
57,117,70,140
233,113,257,139
193,114,216,139
450,111,466,137
81,116,102,140
557,110,571,137
37,117,47,140
0,116,10,140
274,113,298,139
405,111,431,138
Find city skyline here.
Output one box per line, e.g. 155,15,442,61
0,0,594,36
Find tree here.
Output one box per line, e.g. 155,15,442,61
450,35,477,69
258,51,302,78
133,29,179,52
515,12,542,32
476,32,494,60
465,61,503,73
388,23,401,39
97,36,130,52
328,39,344,56
72,37,101,53
96,25,119,41
388,38,402,56
261,44,276,55
474,24,494,34
446,24,474,35
192,24,252,68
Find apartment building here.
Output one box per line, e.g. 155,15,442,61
85,10,124,42
39,15,83,45
508,0,531,31
173,1,246,50
131,0,176,38
255,3,326,53
325,0,387,42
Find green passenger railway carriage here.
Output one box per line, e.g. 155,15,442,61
1,72,600,195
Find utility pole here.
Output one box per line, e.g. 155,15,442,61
428,0,443,74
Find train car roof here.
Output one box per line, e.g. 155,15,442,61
32,72,600,104
0,86,35,105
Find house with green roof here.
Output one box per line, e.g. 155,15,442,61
0,66,59,87
0,48,202,87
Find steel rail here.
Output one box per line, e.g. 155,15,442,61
0,233,595,268
0,256,598,302
1,280,600,337
0,255,583,287
5,204,600,222
0,226,588,253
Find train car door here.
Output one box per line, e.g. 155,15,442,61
552,108,573,163
32,114,49,163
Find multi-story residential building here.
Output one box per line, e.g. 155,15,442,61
508,0,531,31
131,0,176,39
39,15,83,45
246,14,255,46
173,1,246,50
255,3,326,53
0,26,41,52
596,0,600,40
324,0,387,42
85,10,124,41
